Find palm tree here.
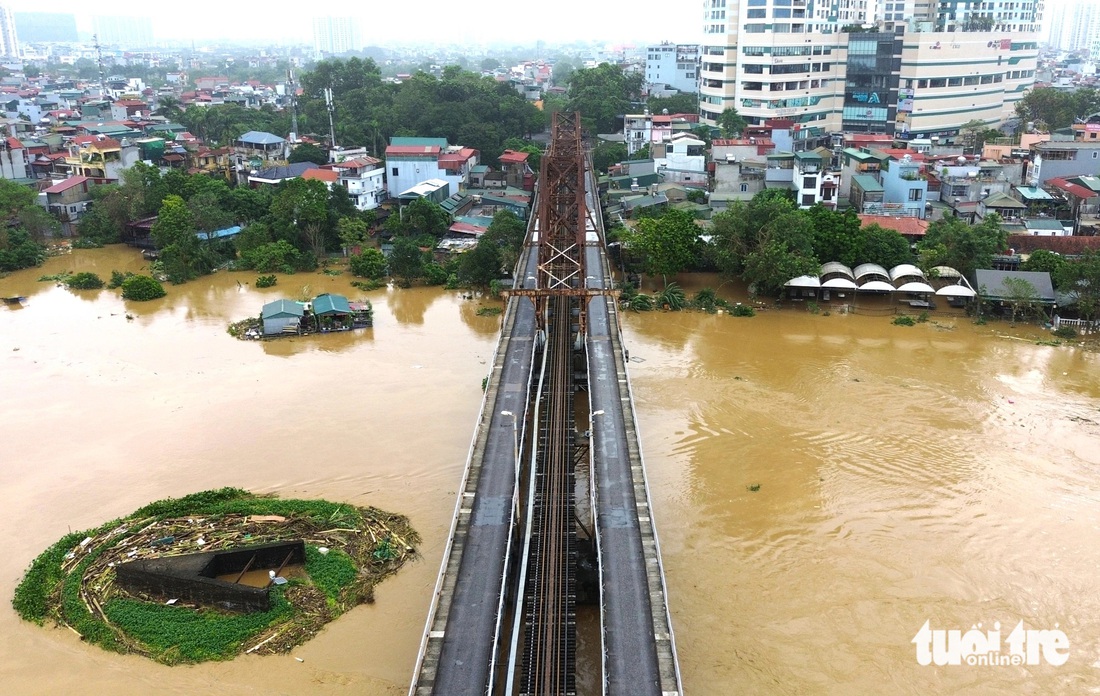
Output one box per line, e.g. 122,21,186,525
154,95,183,122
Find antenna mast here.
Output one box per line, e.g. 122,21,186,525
325,87,337,148
287,68,299,143
93,34,106,96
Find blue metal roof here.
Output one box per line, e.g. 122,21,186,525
196,226,241,240
238,131,285,145
312,293,351,315
261,299,304,319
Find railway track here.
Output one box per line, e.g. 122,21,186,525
518,295,577,696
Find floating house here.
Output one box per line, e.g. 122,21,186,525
312,293,353,331
261,299,304,336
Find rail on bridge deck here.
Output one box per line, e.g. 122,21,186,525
411,113,682,696
408,239,540,696
583,165,683,696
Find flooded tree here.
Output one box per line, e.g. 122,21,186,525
1001,277,1040,325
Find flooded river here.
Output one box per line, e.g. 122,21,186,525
2,250,1099,695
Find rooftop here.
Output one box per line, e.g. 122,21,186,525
44,175,89,194
238,131,285,146
858,214,930,237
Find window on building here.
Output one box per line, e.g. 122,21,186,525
909,188,922,201
803,176,815,189
802,194,816,206
392,167,398,176
740,183,749,192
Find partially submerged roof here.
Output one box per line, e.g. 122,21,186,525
974,269,1056,302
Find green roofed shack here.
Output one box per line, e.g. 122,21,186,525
312,293,352,332
261,299,304,336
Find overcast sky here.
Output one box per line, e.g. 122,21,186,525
5,0,702,46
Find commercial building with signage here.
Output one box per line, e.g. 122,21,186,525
698,1,1042,147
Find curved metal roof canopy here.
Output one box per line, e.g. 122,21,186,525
889,264,926,282
854,263,889,281
896,281,935,294
820,261,855,279
859,280,896,292
785,275,821,288
822,277,859,290
935,284,976,297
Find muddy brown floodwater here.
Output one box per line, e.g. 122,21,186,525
2,252,1099,695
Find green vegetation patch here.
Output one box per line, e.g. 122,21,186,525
65,272,105,290
13,488,419,664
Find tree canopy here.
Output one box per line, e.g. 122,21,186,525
917,214,1006,277
297,59,544,161
1015,87,1100,131
566,64,643,134
626,209,700,287
0,179,49,271
717,107,748,138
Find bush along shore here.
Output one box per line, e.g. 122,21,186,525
12,488,419,664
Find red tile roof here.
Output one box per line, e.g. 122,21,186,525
44,176,89,194
302,168,339,183
499,149,530,164
877,148,927,162
448,221,487,236
330,156,382,170
1047,177,1096,200
438,148,478,171
859,214,929,237
385,145,441,157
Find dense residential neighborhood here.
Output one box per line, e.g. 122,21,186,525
0,0,1097,326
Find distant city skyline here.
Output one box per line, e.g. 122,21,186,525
0,0,702,45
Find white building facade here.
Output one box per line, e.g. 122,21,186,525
645,43,700,93
313,16,358,56
0,5,18,59
699,0,1042,146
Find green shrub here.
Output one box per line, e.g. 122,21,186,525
626,293,655,311
107,270,133,289
65,272,105,289
1052,326,1078,339
917,311,930,323
806,301,820,315
350,279,385,291
657,283,687,311
422,262,449,286
476,306,503,317
893,315,916,326
120,274,166,301
255,274,277,288
692,288,719,313
71,238,104,249
732,304,756,317
239,240,301,273
348,248,387,279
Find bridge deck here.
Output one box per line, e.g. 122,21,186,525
410,247,539,696
585,170,683,696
